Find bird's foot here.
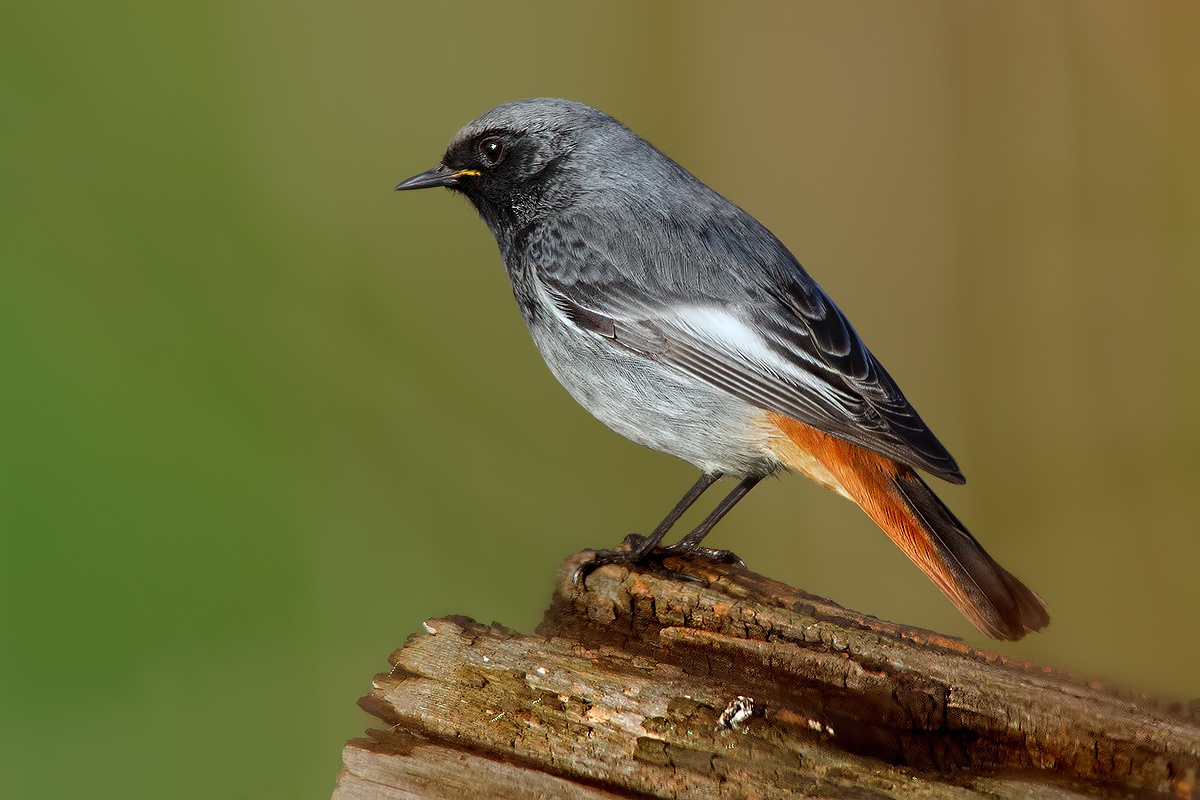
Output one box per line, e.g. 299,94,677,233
574,534,666,586
573,534,744,588
659,540,746,568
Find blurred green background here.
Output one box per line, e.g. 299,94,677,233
3,2,1198,797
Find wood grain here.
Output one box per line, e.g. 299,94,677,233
334,552,1199,799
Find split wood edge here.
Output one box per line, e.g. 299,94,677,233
334,552,1200,799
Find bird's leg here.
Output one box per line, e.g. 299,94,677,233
620,471,723,558
660,474,763,565
577,472,721,579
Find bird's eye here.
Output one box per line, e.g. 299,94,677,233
478,136,507,167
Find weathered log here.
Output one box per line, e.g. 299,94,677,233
334,552,1200,799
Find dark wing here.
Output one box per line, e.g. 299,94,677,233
529,208,964,484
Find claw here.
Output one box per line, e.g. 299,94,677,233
669,545,746,569
571,537,747,592
572,545,635,587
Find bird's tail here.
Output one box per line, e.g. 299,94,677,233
767,414,1050,640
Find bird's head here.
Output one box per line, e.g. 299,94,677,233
396,98,644,237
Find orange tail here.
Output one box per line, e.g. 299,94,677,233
767,414,1050,640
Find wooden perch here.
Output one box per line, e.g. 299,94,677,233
334,552,1200,799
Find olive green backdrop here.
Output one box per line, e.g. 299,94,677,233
3,2,1197,798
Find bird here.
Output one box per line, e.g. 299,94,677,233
395,98,1049,640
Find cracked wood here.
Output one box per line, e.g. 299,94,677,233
334,552,1200,799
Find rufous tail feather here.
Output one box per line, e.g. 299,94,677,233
767,414,1050,640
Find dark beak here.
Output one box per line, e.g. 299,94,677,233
394,164,479,191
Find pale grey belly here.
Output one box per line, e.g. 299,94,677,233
525,311,779,478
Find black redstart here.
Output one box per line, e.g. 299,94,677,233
396,98,1049,640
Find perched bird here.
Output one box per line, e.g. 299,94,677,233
396,98,1049,640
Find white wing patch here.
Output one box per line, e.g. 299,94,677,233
538,285,862,443
669,305,824,385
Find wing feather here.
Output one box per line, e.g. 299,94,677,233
527,208,965,483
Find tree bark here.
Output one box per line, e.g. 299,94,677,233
334,552,1199,799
